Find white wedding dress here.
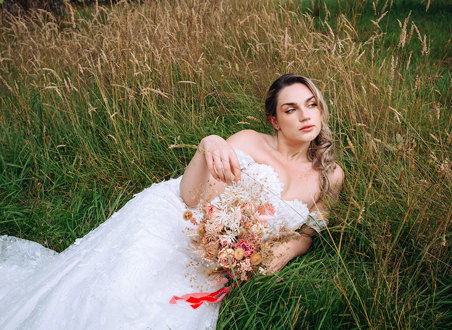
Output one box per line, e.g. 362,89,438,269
0,149,327,330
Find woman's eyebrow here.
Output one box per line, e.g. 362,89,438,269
281,96,316,107
281,102,297,107
305,96,316,103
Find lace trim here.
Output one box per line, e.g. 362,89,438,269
306,211,329,233
233,148,328,233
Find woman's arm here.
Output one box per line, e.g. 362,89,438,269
267,164,344,273
180,135,242,208
180,130,261,207
266,226,314,273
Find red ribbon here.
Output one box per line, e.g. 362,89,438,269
170,287,230,309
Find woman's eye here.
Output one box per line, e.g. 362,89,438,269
308,103,318,108
286,108,295,113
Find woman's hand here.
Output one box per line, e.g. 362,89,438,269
180,134,242,207
266,243,293,273
198,135,241,185
265,232,313,273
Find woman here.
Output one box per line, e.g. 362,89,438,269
0,74,343,329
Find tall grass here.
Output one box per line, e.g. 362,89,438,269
0,0,450,328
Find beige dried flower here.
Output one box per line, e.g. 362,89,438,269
250,253,262,265
234,248,245,260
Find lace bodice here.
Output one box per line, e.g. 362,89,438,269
233,148,328,234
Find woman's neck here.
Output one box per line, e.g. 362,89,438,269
273,134,311,163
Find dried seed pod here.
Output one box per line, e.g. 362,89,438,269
183,210,193,221
198,224,206,235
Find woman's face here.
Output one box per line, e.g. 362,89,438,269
270,83,322,143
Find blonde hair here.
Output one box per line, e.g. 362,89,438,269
265,74,336,198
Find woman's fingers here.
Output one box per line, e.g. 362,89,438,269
204,151,219,181
213,153,226,182
221,152,234,184
199,135,241,184
229,153,241,184
209,150,238,184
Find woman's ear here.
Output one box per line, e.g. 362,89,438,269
268,116,279,130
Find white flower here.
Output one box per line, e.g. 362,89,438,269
219,234,236,245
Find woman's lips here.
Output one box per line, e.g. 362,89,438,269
300,125,314,131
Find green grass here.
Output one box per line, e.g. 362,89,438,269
0,0,451,328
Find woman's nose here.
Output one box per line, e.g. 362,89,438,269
298,107,310,121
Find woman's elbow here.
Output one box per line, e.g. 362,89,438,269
179,183,198,208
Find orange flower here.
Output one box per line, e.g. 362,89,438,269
190,217,198,224
264,202,275,216
256,205,266,215
257,203,274,216
183,210,193,221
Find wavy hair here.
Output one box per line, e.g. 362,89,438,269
265,74,336,198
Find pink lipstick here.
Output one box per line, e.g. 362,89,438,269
300,125,314,132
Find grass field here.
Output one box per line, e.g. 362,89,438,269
0,0,451,328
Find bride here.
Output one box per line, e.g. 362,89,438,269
0,74,343,329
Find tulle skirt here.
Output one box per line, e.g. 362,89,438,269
0,178,221,330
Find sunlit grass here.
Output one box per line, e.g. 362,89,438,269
0,0,450,328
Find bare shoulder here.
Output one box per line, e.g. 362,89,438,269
329,163,344,193
226,129,267,150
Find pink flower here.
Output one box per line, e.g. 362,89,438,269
246,234,258,244
258,215,273,222
235,239,255,257
264,202,275,216
240,259,252,272
218,248,236,269
203,205,218,220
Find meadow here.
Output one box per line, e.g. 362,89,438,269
0,0,450,328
